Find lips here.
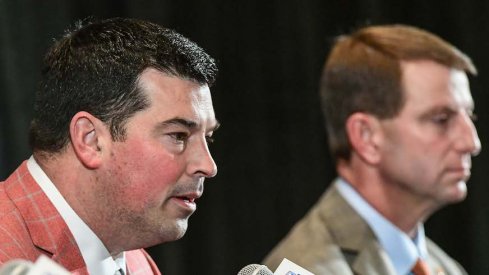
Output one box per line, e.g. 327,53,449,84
176,196,196,203
176,191,201,201
446,167,471,181
171,191,202,211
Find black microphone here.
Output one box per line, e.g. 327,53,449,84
237,264,273,275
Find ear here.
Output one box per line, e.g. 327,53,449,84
345,113,382,165
69,111,108,169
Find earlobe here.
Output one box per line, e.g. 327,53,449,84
69,112,105,169
345,113,382,164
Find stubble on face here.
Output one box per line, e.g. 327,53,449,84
91,69,216,252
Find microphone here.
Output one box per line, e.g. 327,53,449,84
0,255,69,275
0,259,33,275
273,258,314,275
237,264,273,275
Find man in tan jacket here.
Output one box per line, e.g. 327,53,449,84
264,24,480,275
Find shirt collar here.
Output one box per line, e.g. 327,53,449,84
335,178,427,275
27,156,126,275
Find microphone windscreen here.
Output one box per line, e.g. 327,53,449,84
0,259,33,275
237,264,273,275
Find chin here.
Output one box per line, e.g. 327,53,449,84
445,181,468,203
158,219,188,243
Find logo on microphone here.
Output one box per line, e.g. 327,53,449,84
274,258,314,275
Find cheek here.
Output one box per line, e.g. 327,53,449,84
402,145,446,184
385,137,434,178
112,141,186,204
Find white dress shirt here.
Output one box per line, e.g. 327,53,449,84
336,178,428,275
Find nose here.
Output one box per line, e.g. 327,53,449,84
188,138,218,178
456,112,481,156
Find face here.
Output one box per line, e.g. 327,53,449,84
377,60,480,208
99,68,218,248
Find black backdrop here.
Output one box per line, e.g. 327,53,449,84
1,1,489,274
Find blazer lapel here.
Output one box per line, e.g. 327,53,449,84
71,268,90,275
352,239,396,275
5,161,86,271
321,182,396,275
126,249,161,275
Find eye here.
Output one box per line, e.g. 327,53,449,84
431,112,452,125
205,135,215,144
168,132,189,144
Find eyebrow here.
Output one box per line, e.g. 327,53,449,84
420,106,455,117
159,117,221,132
418,104,476,122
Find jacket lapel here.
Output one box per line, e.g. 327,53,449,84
5,161,86,271
126,249,162,275
321,182,396,275
351,239,396,275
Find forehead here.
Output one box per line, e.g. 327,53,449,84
400,60,473,111
136,68,216,123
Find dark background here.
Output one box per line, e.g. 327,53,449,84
1,1,488,274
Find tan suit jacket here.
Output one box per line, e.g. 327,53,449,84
263,181,467,275
0,161,161,274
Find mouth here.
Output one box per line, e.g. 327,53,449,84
171,192,202,212
176,196,197,203
446,167,471,181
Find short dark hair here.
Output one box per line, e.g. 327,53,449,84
29,17,218,153
320,24,476,161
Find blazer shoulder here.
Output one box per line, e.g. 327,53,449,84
263,186,355,274
426,238,467,275
0,181,40,263
0,163,29,217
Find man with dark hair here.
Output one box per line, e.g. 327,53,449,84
0,18,219,274
264,25,480,274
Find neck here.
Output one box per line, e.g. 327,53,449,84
337,158,438,237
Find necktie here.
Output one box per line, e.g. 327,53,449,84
115,268,125,275
412,259,431,275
